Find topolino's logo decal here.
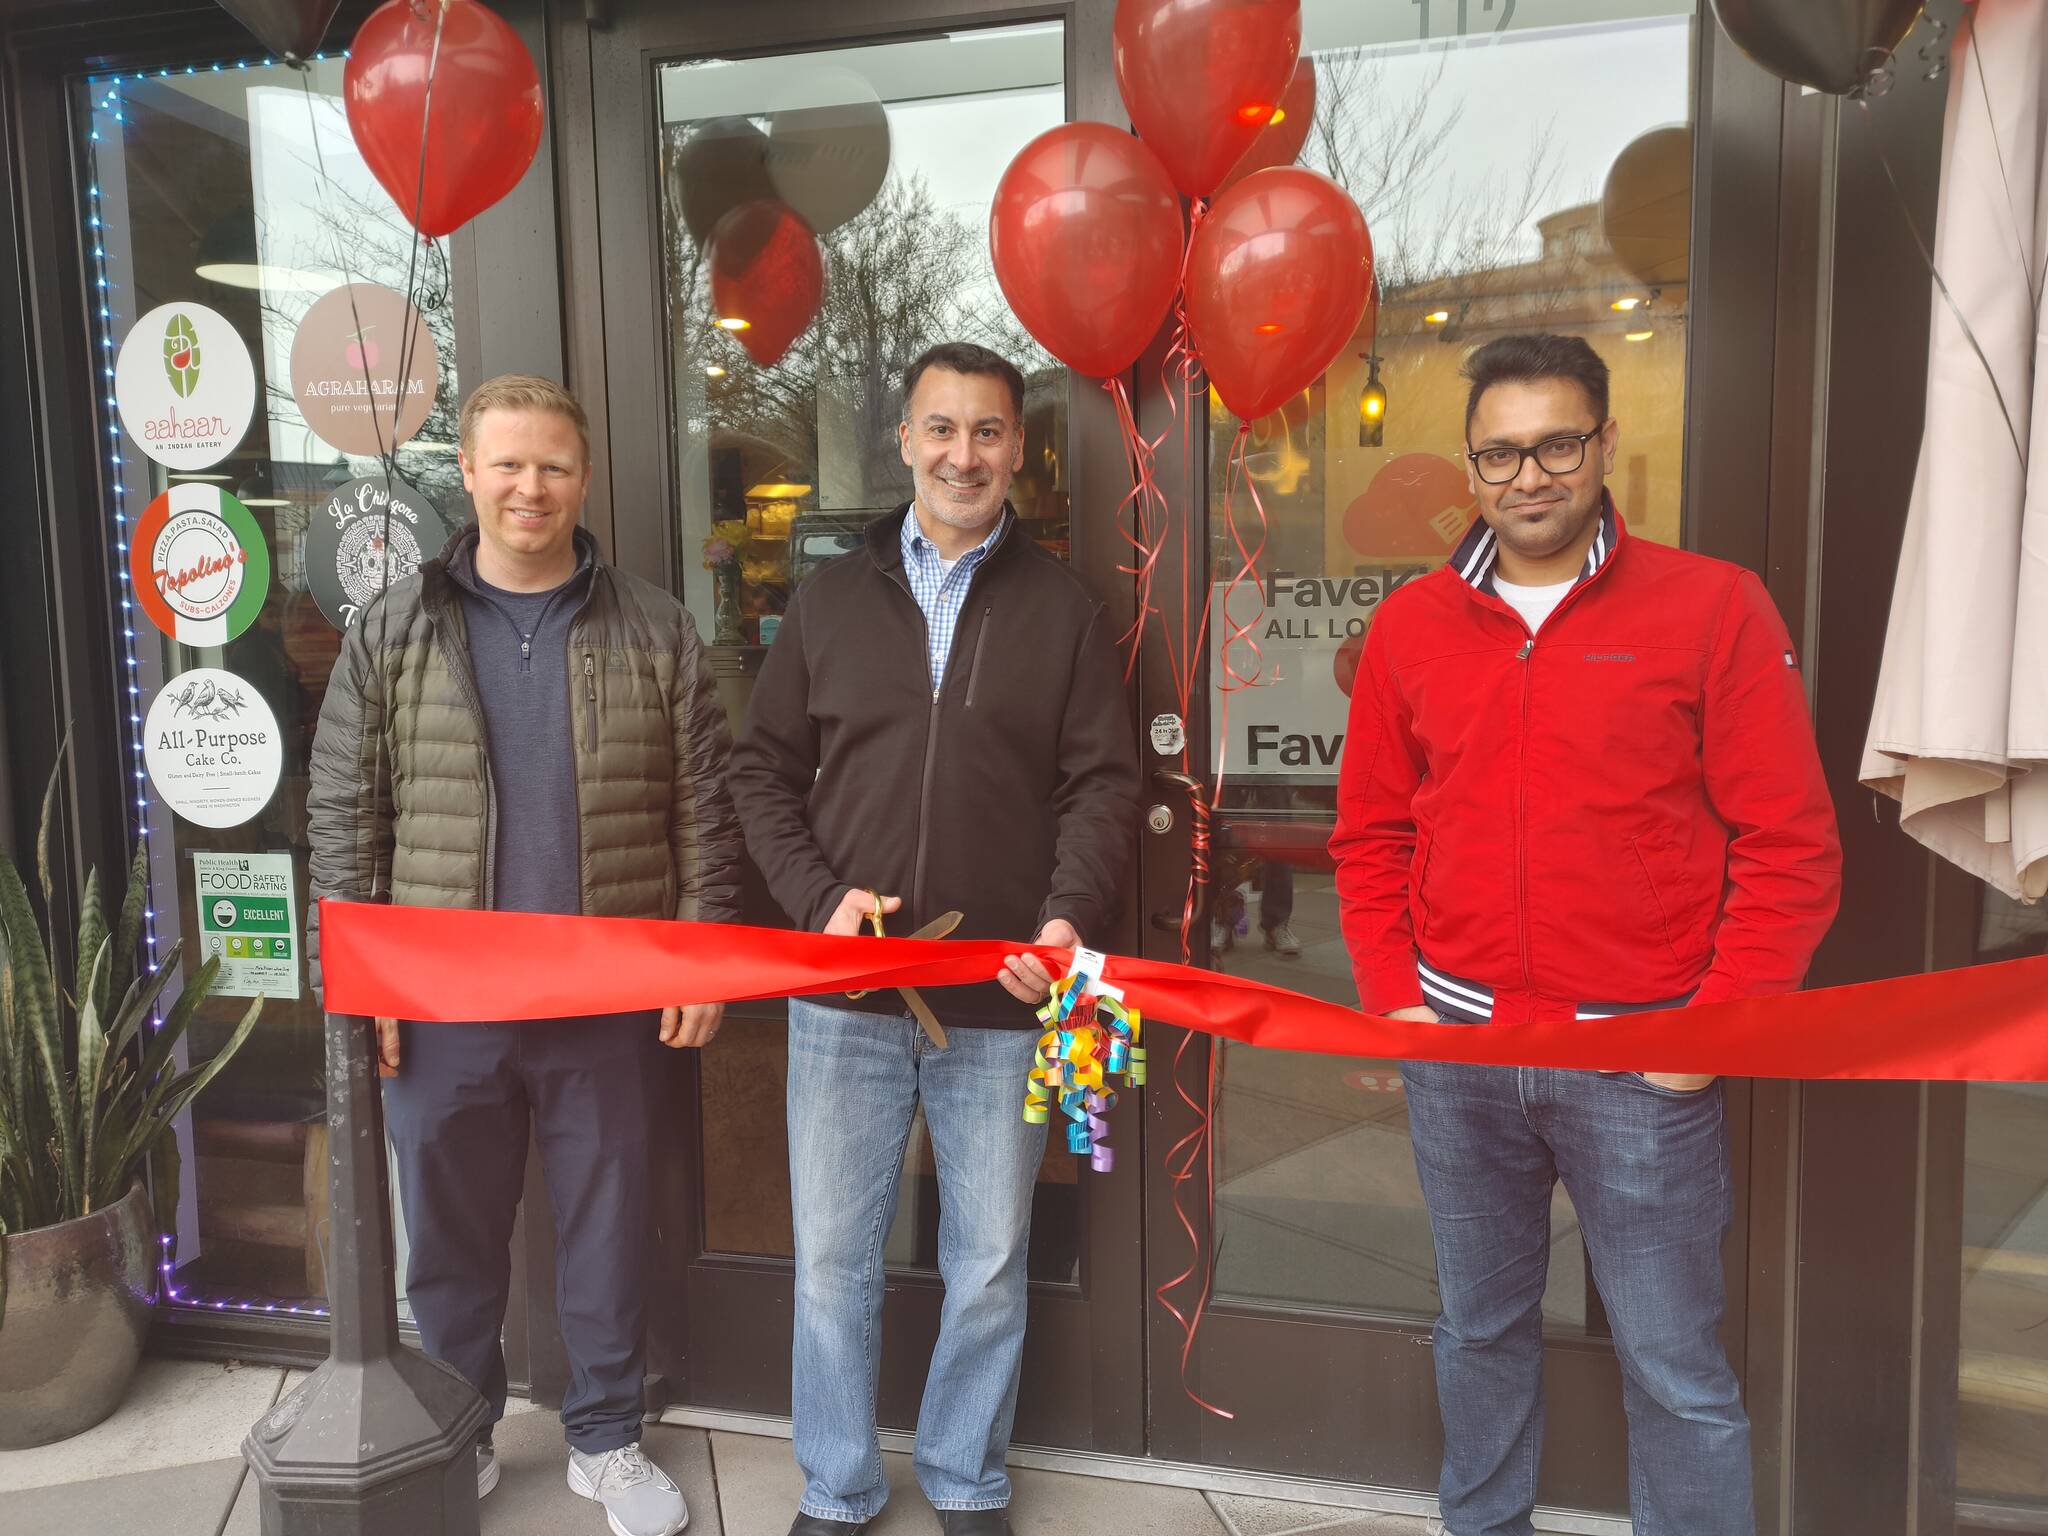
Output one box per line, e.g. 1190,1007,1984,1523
132,483,271,646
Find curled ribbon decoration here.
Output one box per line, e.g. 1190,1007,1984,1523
1025,951,1146,1172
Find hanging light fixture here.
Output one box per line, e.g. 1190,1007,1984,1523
1358,352,1387,448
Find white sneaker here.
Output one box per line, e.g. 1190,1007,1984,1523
1263,921,1302,956
477,1438,500,1499
568,1443,689,1536
1210,919,1233,953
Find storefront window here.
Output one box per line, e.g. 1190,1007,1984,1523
655,25,1081,1278
1203,1,1698,1322
76,59,466,1312
1958,890,2048,1507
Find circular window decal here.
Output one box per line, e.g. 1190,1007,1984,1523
131,483,271,646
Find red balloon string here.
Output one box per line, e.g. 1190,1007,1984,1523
1105,376,1171,682
1153,1020,1235,1421
1145,192,1237,1418
1210,421,1269,802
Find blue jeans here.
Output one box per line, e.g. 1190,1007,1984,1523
1399,1062,1750,1536
786,998,1046,1522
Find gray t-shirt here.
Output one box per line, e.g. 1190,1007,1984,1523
456,565,589,915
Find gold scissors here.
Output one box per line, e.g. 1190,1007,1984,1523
847,890,959,1048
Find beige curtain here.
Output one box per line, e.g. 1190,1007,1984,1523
1861,0,2048,902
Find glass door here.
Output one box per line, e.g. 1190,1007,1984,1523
1136,0,1710,1508
580,0,1145,1454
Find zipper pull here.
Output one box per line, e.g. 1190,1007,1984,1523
1517,639,1534,660
584,652,596,696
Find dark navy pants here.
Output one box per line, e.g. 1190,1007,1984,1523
382,1012,654,1454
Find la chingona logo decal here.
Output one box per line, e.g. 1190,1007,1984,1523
132,483,271,646
306,475,449,630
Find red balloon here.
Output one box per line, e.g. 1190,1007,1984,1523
1113,0,1302,200
708,202,825,368
990,123,1185,380
344,0,544,238
1185,166,1373,423
1219,57,1317,194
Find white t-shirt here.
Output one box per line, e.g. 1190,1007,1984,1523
1493,577,1577,634
938,555,961,583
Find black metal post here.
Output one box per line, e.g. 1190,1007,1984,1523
242,1013,485,1534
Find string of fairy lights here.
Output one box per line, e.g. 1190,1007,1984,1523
85,51,351,1324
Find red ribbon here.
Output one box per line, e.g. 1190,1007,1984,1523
319,901,2048,1081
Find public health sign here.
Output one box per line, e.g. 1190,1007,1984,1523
114,302,256,470
1210,568,1430,779
193,851,299,1001
131,483,271,646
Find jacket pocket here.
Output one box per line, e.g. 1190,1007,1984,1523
963,607,994,708
1410,834,1436,940
1627,835,1685,969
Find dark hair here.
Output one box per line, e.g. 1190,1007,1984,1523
1461,333,1611,437
903,342,1025,424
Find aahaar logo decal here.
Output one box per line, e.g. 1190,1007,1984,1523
131,483,271,646
163,312,201,397
115,302,255,470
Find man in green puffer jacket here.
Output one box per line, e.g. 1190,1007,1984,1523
307,374,738,1536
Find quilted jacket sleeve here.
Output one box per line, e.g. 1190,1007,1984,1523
304,608,394,1001
668,607,744,924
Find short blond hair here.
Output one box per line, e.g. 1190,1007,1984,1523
458,373,591,461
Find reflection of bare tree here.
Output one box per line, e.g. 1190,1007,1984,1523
1303,48,1461,253
1302,46,1559,294
665,146,1044,493
259,155,464,506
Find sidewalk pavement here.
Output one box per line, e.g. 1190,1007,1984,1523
0,1357,1434,1536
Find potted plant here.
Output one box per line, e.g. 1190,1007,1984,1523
0,763,261,1447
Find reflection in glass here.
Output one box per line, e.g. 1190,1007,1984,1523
1960,891,2048,1504
661,27,1078,1282
77,61,466,1310
1202,3,1697,1324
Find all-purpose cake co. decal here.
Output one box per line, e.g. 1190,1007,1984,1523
143,667,283,830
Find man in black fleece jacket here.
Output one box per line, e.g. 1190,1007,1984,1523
729,343,1141,1536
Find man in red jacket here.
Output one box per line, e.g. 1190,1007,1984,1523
1330,334,1840,1536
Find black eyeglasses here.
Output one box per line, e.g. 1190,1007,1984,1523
1465,429,1602,486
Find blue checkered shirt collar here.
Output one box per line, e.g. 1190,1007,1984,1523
899,505,1009,689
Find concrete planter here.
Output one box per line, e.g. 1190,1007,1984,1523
0,1180,156,1448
